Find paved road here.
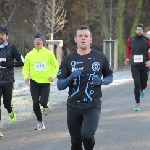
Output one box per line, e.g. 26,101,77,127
1,77,150,150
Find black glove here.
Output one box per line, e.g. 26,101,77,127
0,61,13,68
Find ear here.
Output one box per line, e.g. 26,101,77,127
74,37,77,43
90,38,92,43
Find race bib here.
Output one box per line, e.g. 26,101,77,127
0,58,6,68
133,55,143,62
34,62,46,71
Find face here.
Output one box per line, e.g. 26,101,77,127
0,32,8,44
74,29,92,50
146,34,150,39
135,27,143,36
33,38,43,49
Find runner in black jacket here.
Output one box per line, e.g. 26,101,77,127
57,25,113,150
125,24,150,111
0,27,24,137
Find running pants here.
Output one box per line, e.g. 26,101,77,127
131,65,149,103
67,106,100,150
0,83,14,114
30,79,50,122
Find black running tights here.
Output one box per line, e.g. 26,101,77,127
67,106,100,150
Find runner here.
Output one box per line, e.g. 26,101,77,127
57,25,113,150
22,33,59,130
125,24,150,111
0,26,24,136
146,31,150,87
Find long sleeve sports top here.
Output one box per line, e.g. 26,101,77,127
126,35,150,65
0,43,24,83
22,47,59,83
57,49,113,109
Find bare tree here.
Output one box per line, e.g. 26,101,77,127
44,0,67,40
0,4,16,27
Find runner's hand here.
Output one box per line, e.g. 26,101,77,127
145,60,150,67
49,77,54,82
124,59,129,66
93,75,101,85
70,69,81,79
25,77,30,85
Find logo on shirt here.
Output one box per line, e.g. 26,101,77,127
71,67,84,72
92,62,100,71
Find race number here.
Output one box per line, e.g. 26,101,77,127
0,58,6,68
133,55,143,62
34,62,46,71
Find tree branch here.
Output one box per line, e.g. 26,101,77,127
1,4,16,27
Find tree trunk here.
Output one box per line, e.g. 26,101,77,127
116,0,126,65
36,0,46,34
129,0,143,37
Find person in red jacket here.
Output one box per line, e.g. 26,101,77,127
145,31,150,87
125,24,150,111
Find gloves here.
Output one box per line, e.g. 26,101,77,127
101,75,113,85
0,61,23,68
57,69,81,90
70,69,81,80
93,75,101,85
0,61,13,68
93,75,113,86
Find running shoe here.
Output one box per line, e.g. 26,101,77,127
8,111,16,122
43,107,50,116
0,130,3,137
134,105,140,111
147,81,150,88
47,101,50,107
140,89,145,98
35,122,45,130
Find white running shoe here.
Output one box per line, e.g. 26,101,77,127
35,122,45,130
43,107,50,116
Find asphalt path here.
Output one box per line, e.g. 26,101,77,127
1,79,150,150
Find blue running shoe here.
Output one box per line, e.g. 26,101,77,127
140,90,145,98
134,105,140,111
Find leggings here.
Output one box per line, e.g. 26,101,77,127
67,106,100,150
30,79,50,122
131,65,149,103
0,83,13,115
